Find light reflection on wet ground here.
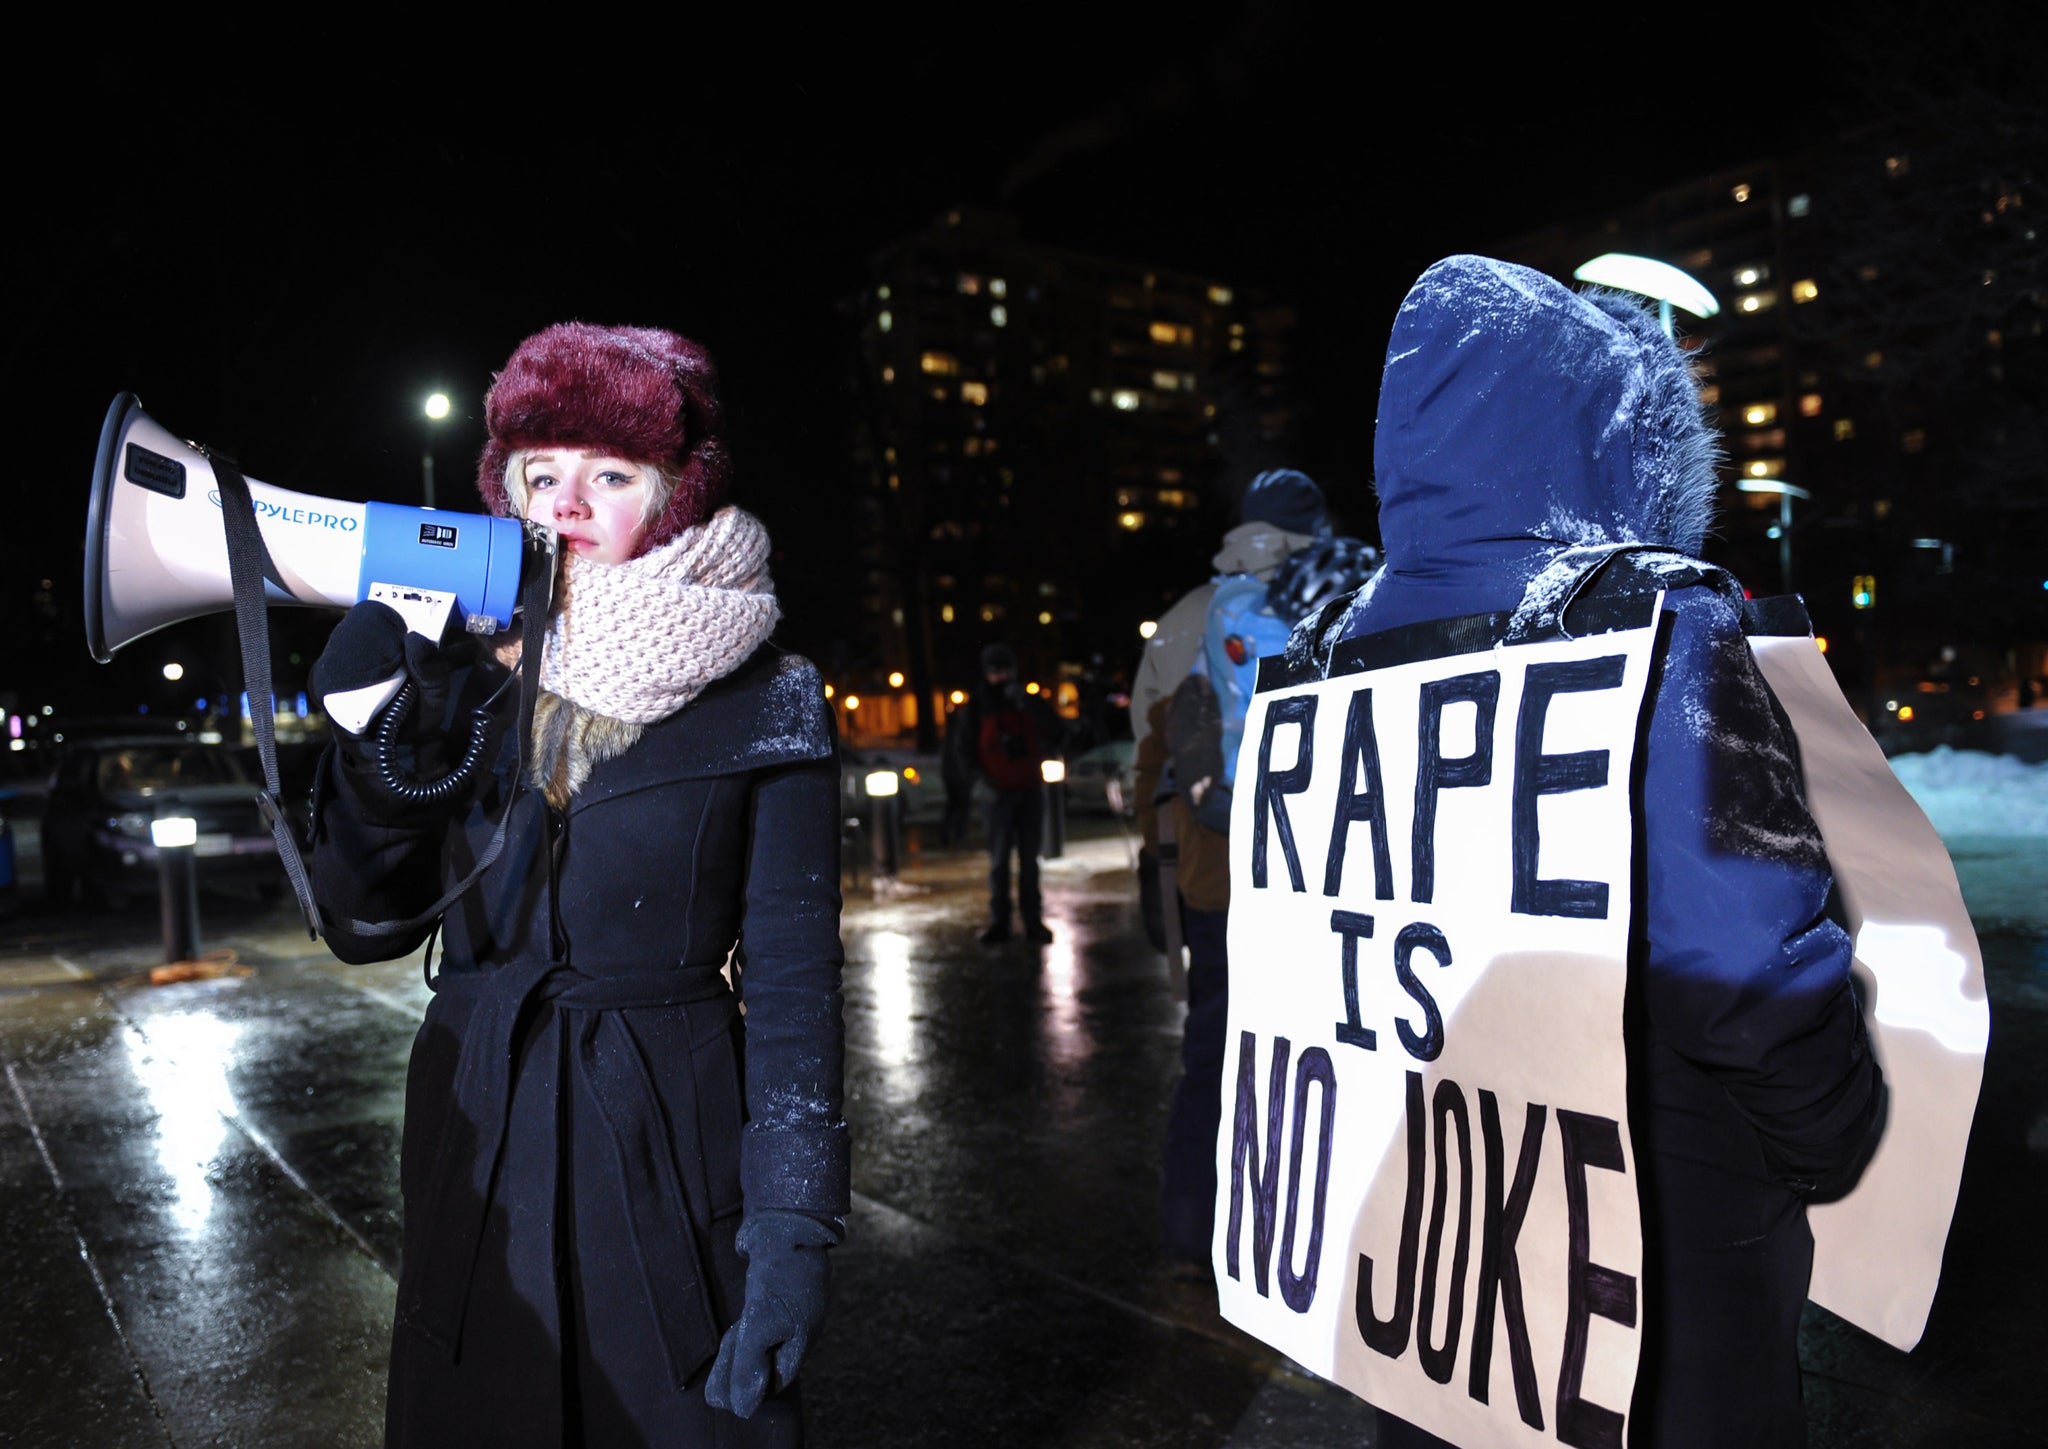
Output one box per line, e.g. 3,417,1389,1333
0,824,2041,1447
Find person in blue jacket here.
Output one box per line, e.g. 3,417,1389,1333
1308,257,1885,1449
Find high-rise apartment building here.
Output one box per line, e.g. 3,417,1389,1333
1494,132,2045,736
841,206,1300,745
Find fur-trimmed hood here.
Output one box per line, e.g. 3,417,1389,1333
1355,254,1723,634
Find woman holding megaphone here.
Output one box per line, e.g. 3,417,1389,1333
307,323,847,1448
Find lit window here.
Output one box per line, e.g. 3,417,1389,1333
1834,418,1857,441
877,285,891,301
1873,499,1890,519
1157,467,1183,484
941,604,955,623
1111,390,1142,411
1149,321,1179,344
1792,279,1819,303
880,365,895,384
990,277,1008,298
1885,155,1910,179
887,473,900,489
1228,337,1245,352
1732,182,1753,203
990,305,1007,327
1207,285,1233,305
1800,393,1824,417
1037,611,1053,625
878,310,893,332
1864,351,1884,370
1744,402,1779,426
980,605,999,623
1117,510,1146,530
1151,370,1184,391
1788,194,1811,218
1698,384,1721,406
921,351,960,376
962,437,981,456
1902,430,1927,454
1025,682,1040,695
960,381,989,405
930,387,948,402
957,274,982,295
1157,489,1188,508
1738,291,1778,313
1735,266,1764,286
885,447,897,463
949,689,966,704
844,695,860,711
1987,329,2003,347
1746,459,1784,478
888,671,905,688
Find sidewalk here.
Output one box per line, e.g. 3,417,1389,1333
1,820,2042,1446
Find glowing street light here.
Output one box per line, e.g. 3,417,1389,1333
1573,253,1720,339
422,392,451,508
1737,477,1812,594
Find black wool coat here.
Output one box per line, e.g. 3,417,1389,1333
311,643,847,1449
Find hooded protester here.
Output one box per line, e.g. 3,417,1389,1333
307,322,847,1448
1316,257,1885,1448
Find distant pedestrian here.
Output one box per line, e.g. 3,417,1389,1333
953,641,1057,945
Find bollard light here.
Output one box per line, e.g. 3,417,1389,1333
865,770,901,880
152,812,201,963
150,816,198,848
1041,758,1067,858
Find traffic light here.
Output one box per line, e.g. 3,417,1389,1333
1851,574,1877,610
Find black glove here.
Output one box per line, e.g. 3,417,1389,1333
310,601,409,739
312,602,475,818
703,1211,835,1418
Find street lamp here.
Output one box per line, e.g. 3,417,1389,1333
422,392,451,508
1572,253,1720,339
1737,477,1812,595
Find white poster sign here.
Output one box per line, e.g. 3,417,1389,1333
1216,604,1661,1448
1748,628,1989,1350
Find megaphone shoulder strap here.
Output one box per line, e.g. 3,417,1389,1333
210,450,322,938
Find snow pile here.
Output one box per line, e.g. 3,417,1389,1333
1888,747,2048,838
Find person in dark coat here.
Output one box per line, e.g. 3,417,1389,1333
1313,257,1885,1448
308,323,847,1448
953,641,1056,945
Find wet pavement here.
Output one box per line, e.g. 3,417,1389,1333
0,811,2043,1447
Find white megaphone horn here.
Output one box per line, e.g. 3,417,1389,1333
87,392,534,669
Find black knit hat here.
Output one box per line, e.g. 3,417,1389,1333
1240,468,1331,537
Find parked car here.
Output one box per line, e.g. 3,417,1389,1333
1064,738,1137,817
39,735,283,910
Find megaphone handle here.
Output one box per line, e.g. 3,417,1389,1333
325,673,407,737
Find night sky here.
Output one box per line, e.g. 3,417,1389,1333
10,9,1893,709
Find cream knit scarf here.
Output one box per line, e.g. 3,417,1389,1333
507,505,781,806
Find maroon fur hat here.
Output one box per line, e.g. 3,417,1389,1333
476,322,732,552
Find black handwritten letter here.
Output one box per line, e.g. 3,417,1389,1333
1470,1091,1546,1430
1330,910,1377,1052
1416,1078,1474,1386
1357,1070,1426,1358
1556,1110,1638,1449
1511,655,1625,918
1278,1047,1337,1312
1323,686,1394,899
1253,696,1317,891
1227,1033,1290,1294
1393,922,1450,1063
1412,671,1500,903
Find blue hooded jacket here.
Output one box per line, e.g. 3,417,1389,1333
1332,255,1881,1193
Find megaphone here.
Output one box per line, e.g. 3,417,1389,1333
87,391,531,664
